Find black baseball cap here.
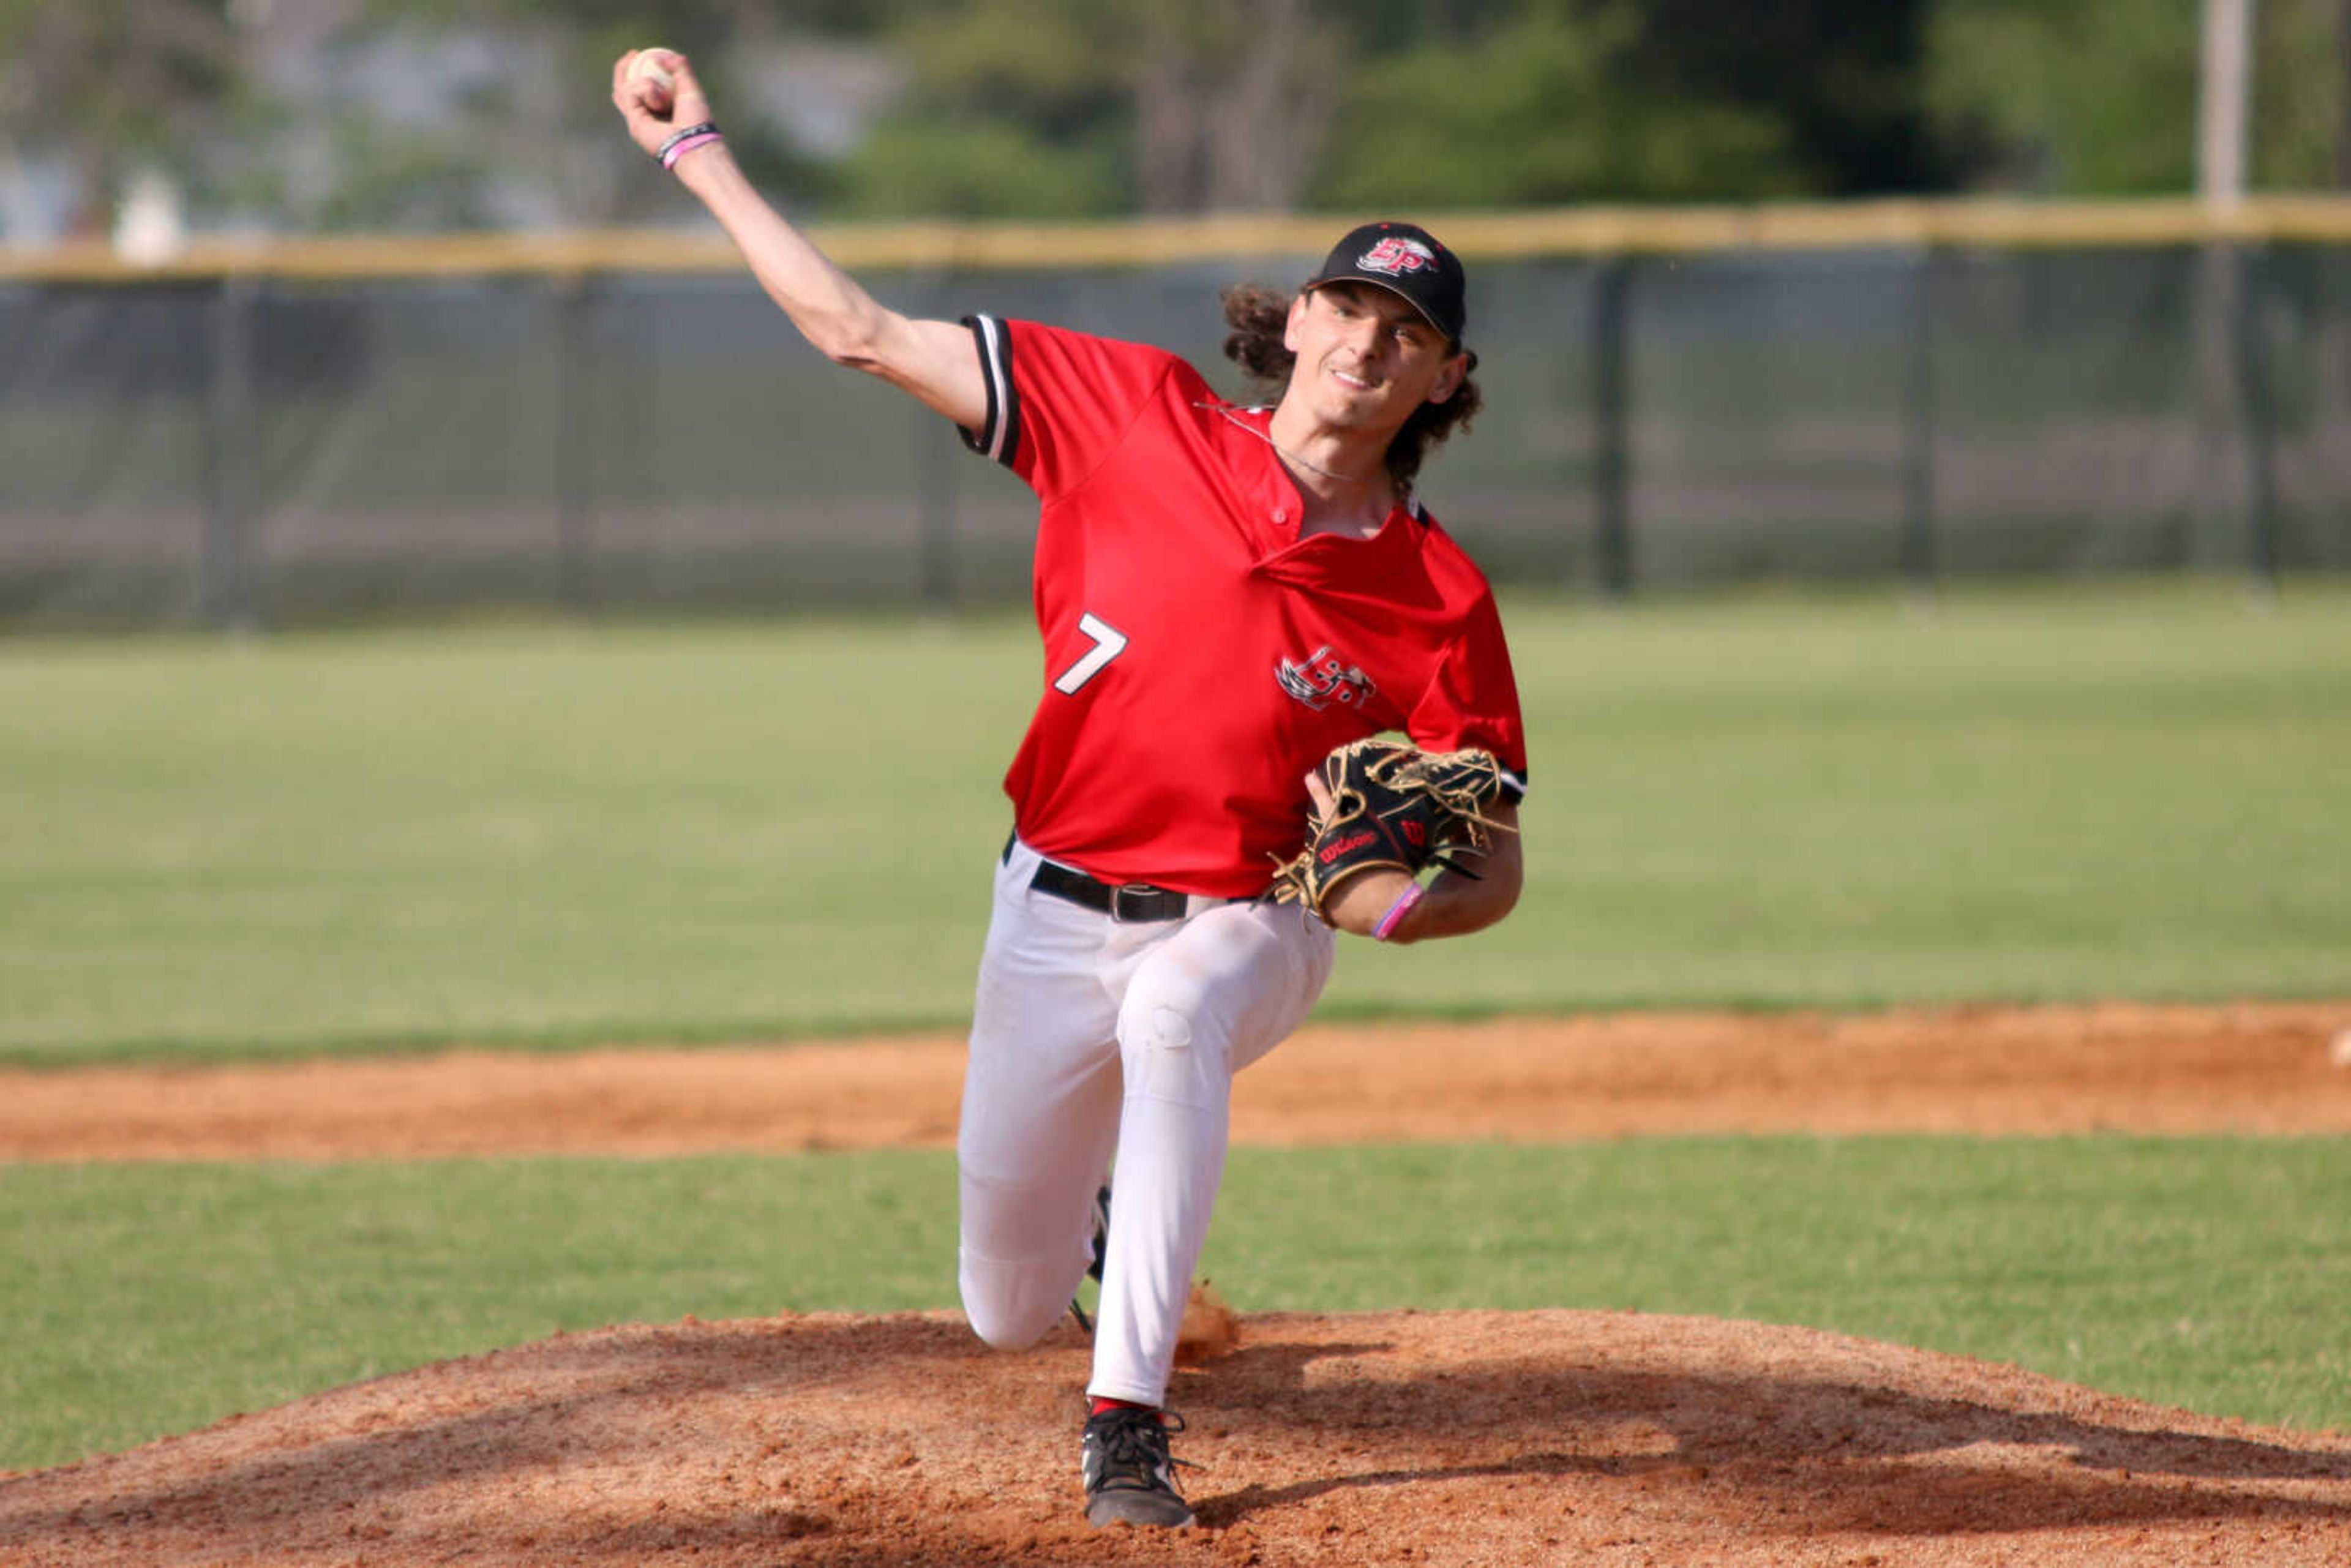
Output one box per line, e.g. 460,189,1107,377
1302,221,1469,346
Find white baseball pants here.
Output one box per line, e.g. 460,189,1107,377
958,835,1336,1407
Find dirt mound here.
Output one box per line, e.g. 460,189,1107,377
8,1002,2351,1563
6,1308,2347,1566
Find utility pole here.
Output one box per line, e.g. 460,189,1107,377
2200,0,2254,208
2339,0,2351,187
2196,0,2270,586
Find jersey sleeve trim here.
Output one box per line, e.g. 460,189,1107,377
958,314,1021,468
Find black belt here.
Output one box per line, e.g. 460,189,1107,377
1005,833,1193,923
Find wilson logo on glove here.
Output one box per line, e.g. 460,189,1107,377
1319,830,1380,865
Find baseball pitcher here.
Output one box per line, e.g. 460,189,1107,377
615,49,1529,1531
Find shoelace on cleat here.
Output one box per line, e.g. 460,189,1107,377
1086,1409,1197,1491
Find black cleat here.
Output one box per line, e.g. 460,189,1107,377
1086,1184,1110,1283
1068,1183,1111,1334
1081,1405,1194,1528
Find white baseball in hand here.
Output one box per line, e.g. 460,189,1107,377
628,50,677,110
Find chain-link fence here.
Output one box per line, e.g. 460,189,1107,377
2,220,2344,628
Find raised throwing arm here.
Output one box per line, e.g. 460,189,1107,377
610,50,986,431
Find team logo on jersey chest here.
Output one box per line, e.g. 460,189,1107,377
1277,645,1377,711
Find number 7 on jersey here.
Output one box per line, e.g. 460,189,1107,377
1053,612,1129,694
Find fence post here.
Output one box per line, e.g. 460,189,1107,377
2236,244,2279,592
2194,238,2248,573
1591,255,1634,599
553,272,597,613
1900,247,1941,600
200,276,258,631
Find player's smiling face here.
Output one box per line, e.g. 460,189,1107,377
1284,282,1466,433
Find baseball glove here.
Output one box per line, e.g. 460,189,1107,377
1271,738,1512,918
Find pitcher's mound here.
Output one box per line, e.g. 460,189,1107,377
7,1308,2347,1566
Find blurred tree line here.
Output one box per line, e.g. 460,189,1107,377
2,0,2348,237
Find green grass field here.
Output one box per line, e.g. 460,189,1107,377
3,581,2346,1063
3,581,2347,1474
6,1138,2345,1472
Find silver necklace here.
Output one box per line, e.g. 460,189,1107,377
1204,403,1383,488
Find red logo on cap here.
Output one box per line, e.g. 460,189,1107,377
1357,236,1438,277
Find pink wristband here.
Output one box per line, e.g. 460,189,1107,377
661,130,724,170
1371,880,1425,942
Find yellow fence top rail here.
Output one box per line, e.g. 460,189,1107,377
8,196,2351,283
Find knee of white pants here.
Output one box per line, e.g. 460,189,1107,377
958,1166,1098,1351
959,1251,1071,1351
1116,972,1229,1109
959,1213,1086,1350
1116,902,1332,1102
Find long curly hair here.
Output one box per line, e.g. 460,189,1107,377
1219,284,1482,497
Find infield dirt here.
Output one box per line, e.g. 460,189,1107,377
5,1001,2350,1565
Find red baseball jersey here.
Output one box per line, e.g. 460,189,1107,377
961,316,1528,898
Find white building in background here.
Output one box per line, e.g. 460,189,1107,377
112,171,188,264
